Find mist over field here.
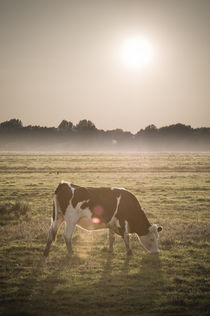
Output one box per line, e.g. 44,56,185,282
0,118,210,152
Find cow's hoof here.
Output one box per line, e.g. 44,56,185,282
127,249,133,256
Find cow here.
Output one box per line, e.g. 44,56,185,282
43,181,162,257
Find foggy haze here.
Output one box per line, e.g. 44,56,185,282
0,119,209,152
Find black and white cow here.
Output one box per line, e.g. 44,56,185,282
43,181,162,257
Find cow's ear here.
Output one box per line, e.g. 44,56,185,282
72,187,90,208
158,226,163,232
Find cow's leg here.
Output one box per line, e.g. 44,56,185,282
64,217,78,255
123,220,132,256
43,216,63,257
108,229,115,252
123,232,132,256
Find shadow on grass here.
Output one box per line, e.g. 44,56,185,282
94,252,164,315
0,245,165,316
2,240,208,316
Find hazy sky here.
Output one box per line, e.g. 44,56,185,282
0,0,210,132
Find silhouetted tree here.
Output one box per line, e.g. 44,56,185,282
145,124,157,131
136,124,158,137
0,119,23,129
159,123,192,136
0,118,209,151
75,120,96,132
106,128,132,140
58,120,73,131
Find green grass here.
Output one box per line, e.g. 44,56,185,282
0,153,209,315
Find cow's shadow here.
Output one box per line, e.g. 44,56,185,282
3,241,165,315
95,249,164,314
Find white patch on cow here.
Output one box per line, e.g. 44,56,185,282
61,180,76,196
116,219,121,228
108,196,121,226
64,198,91,238
149,224,159,239
111,187,125,191
66,197,105,231
64,197,89,224
75,200,90,214
125,220,129,234
64,204,78,222
107,196,121,233
69,184,76,196
139,224,160,254
63,204,80,244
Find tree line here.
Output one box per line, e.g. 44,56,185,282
0,118,209,151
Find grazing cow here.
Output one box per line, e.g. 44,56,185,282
43,181,162,257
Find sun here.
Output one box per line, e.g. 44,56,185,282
122,37,153,68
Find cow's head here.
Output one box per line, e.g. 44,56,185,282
139,224,162,254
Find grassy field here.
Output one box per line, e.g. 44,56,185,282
0,153,209,315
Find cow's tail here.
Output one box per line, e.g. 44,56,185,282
48,194,60,244
52,194,57,222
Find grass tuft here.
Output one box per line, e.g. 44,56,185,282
0,202,30,225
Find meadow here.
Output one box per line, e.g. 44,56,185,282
0,153,209,315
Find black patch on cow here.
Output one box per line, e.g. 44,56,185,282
55,183,73,214
72,187,90,208
81,202,89,209
116,190,151,236
86,187,121,223
84,187,151,236
118,218,126,237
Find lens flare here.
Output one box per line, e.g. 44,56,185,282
92,217,101,224
93,205,104,216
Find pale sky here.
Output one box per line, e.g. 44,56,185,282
0,0,210,132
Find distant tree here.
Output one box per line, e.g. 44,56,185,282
160,123,191,131
136,124,157,137
75,120,96,132
0,119,23,129
0,118,209,151
159,123,192,137
144,124,158,134
106,128,132,140
145,124,157,131
58,120,73,131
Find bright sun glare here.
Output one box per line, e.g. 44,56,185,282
122,37,153,68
